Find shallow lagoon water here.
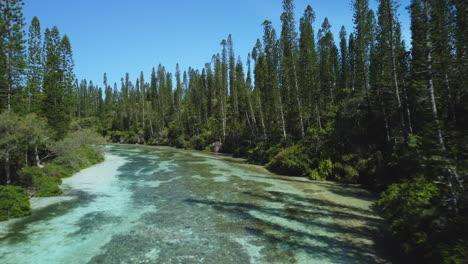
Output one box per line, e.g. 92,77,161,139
0,145,390,264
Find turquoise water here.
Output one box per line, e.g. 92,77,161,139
0,145,389,264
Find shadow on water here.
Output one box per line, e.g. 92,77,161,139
69,211,122,236
0,190,98,246
312,181,378,203
185,188,393,264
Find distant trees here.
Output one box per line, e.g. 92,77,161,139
0,0,466,261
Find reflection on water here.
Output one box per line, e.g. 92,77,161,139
0,145,390,264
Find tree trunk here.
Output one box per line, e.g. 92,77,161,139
443,71,456,125
257,96,267,141
247,92,257,129
388,2,406,134
401,78,414,134
423,0,462,214
5,151,11,185
316,104,322,129
424,4,445,152
378,71,391,143
221,100,226,141
35,146,44,168
291,61,305,140
277,93,287,140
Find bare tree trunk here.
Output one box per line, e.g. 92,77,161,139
245,111,257,142
149,114,154,138
401,78,414,134
443,71,456,124
35,146,44,168
363,61,372,111
388,0,406,134
247,92,257,130
291,62,305,140
378,71,391,143
5,152,11,185
221,100,226,141
277,94,287,140
423,0,461,214
257,96,267,141
316,104,322,129
424,8,445,152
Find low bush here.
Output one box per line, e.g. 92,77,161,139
248,142,282,165
19,166,43,186
53,145,103,172
333,162,359,183
18,145,103,198
0,185,32,221
33,176,62,197
43,164,73,178
173,134,188,149
187,136,207,151
377,177,439,254
233,140,252,158
266,145,311,176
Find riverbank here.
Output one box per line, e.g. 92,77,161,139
0,150,115,238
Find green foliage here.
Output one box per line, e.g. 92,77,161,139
436,238,468,264
18,166,42,186
16,127,104,198
309,169,324,180
0,112,49,184
377,177,439,254
318,159,334,178
233,140,252,158
0,186,31,221
42,164,73,178
309,159,334,181
266,145,311,176
9,0,461,262
186,136,207,151
173,134,188,149
247,142,281,165
53,145,103,172
49,128,105,156
334,162,359,183
33,175,62,197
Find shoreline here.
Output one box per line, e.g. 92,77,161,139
0,151,111,237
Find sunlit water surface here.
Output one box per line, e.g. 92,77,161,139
0,145,390,264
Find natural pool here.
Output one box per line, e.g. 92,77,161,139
0,145,391,264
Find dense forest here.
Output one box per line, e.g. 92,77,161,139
0,0,467,263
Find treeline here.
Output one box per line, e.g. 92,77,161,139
0,0,466,262
80,0,465,261
0,0,104,220
84,1,464,262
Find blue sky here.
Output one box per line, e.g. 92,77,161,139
22,0,411,87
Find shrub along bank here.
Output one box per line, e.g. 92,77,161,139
0,126,105,221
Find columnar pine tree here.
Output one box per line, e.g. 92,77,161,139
299,5,319,128
26,16,42,113
352,0,374,109
0,0,26,112
43,26,70,139
338,26,348,94
280,0,305,140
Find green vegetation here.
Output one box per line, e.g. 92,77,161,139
0,186,32,221
24,130,104,197
266,145,312,176
0,0,466,262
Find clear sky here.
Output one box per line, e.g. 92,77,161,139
22,0,411,87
